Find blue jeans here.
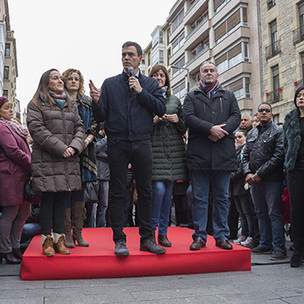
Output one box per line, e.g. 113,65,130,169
190,170,231,243
151,181,174,235
250,182,285,249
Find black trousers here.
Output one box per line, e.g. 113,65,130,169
107,139,153,243
287,169,304,253
40,192,68,235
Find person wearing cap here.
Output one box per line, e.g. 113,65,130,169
90,41,166,256
0,97,31,264
283,86,304,267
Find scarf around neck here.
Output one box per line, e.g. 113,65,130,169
50,91,67,109
199,80,219,100
0,117,29,139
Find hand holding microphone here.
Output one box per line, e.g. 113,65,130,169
128,67,142,94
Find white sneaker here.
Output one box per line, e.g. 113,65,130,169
233,235,247,245
241,236,253,247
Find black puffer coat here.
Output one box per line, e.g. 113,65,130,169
183,86,241,171
151,95,187,181
27,96,85,193
242,121,284,182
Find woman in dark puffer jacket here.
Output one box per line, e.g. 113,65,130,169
149,65,187,247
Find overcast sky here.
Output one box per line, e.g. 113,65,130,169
8,0,176,112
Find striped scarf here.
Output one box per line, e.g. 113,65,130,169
199,80,219,100
50,91,67,109
0,117,29,139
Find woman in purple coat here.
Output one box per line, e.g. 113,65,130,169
0,97,31,264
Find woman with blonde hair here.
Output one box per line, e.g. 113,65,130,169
27,69,85,256
61,68,98,247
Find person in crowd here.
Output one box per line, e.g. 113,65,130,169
242,102,286,260
27,69,85,257
90,41,166,256
0,97,31,264
283,85,304,267
62,68,98,246
20,204,42,244
239,114,252,134
183,61,241,251
148,64,187,247
231,129,258,247
95,127,110,227
252,114,259,128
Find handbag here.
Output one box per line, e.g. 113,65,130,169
84,181,99,203
24,178,41,204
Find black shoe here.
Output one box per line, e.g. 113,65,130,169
114,239,129,256
270,248,287,261
140,238,166,254
158,235,172,247
190,237,205,250
12,248,23,260
0,252,21,264
290,250,303,267
251,245,272,254
215,240,233,250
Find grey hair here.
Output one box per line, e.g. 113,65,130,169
200,61,217,73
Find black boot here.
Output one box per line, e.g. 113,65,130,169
140,238,166,254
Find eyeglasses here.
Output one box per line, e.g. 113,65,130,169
258,108,271,113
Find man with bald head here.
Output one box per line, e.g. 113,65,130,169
239,114,252,134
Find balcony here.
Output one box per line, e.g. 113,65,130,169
293,26,304,45
265,40,281,60
266,89,283,104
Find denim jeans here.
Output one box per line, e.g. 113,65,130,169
96,180,109,227
151,181,174,235
250,182,285,249
21,223,42,243
190,170,231,243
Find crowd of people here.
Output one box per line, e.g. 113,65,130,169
0,41,303,268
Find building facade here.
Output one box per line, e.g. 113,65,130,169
144,0,262,115
0,0,19,121
260,0,304,123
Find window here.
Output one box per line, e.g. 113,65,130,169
272,65,280,102
172,9,184,33
267,0,276,10
159,50,164,64
172,31,185,55
172,81,186,99
301,52,304,80
223,76,251,100
214,6,248,43
215,41,249,74
3,90,8,99
214,0,228,13
4,66,9,80
270,20,278,53
172,56,185,78
5,43,10,57
299,2,304,37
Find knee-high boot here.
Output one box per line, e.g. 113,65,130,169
72,201,89,247
64,208,75,248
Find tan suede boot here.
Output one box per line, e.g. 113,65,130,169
72,201,89,247
53,233,70,255
41,235,55,257
64,208,75,248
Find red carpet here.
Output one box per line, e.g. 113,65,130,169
20,227,251,281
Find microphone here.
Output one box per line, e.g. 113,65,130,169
128,67,134,77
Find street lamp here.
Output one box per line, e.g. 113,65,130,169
171,65,190,93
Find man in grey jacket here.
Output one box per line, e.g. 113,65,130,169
183,61,241,251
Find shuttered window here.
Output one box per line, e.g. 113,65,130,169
227,10,240,32
215,22,226,41
214,0,225,11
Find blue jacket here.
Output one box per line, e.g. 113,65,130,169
92,71,166,141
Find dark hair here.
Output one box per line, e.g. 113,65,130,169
257,102,272,112
235,129,247,137
33,68,71,111
62,68,85,97
122,41,142,57
148,64,171,96
294,85,304,109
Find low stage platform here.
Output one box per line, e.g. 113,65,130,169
20,227,251,281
